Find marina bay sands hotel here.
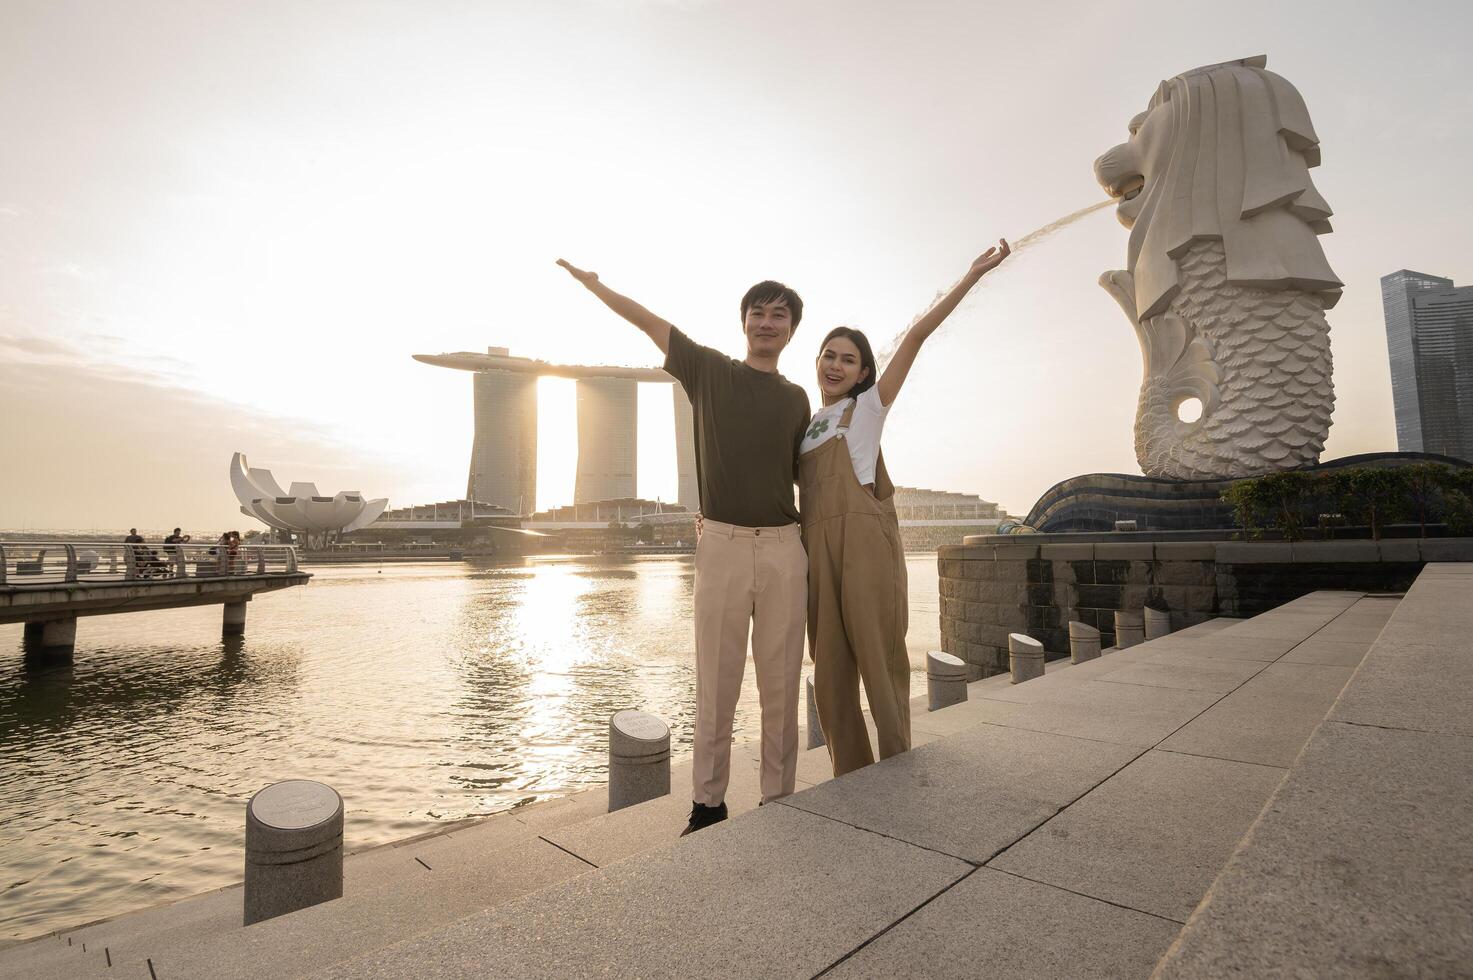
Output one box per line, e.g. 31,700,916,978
414,348,698,516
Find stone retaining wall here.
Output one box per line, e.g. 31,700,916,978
937,536,1473,678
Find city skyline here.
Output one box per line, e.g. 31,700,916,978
2,1,1471,530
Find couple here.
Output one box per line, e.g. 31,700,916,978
558,239,1010,836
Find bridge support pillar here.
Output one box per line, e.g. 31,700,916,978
23,622,44,649
223,600,248,637
41,618,77,655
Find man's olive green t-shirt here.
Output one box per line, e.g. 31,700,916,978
664,327,810,528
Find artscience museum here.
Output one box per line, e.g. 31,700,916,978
230,452,388,543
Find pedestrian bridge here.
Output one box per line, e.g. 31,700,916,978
1,540,310,653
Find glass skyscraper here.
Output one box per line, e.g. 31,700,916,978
1381,270,1473,461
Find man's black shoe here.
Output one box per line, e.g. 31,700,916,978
680,801,728,837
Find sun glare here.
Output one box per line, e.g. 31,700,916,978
537,377,578,512
535,378,679,513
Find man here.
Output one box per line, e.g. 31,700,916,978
557,258,810,835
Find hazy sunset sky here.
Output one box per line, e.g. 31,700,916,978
2,0,1469,532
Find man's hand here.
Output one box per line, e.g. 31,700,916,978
555,257,673,354
970,238,1011,277
557,258,599,285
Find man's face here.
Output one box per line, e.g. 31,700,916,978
743,300,794,359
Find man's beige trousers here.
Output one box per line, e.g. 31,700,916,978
691,518,807,805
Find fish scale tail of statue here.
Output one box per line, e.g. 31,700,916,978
1094,55,1341,481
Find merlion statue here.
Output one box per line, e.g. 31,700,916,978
1094,55,1342,480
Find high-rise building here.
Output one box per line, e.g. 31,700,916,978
467,349,539,515
1381,271,1473,460
415,348,698,515
574,377,638,504
672,389,699,512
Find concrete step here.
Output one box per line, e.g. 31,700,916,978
94,833,592,980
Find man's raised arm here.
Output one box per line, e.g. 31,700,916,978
556,259,674,354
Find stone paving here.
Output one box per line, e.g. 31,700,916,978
6,576,1465,978
1155,565,1473,977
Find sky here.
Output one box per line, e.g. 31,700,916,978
1,0,1470,532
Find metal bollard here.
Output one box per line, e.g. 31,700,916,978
1144,607,1171,640
1068,621,1102,663
1114,610,1145,649
926,651,969,710
806,676,826,750
244,780,344,926
608,710,671,812
1008,633,1045,684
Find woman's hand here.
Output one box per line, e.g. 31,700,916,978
556,258,599,285
970,238,1011,277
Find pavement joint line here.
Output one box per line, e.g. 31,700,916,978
917,715,1173,750
983,866,1190,926
1150,747,1292,773
771,799,989,868
413,857,431,871
536,835,599,869
1090,668,1270,693
975,747,1149,868
147,956,158,979
809,866,984,979
1334,718,1473,739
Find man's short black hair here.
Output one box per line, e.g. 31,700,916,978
740,281,803,331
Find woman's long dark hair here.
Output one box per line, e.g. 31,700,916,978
818,326,878,398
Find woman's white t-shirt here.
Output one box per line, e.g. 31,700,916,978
799,385,890,486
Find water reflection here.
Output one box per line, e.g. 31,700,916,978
0,554,938,940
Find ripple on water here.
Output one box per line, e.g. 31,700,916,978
0,554,940,939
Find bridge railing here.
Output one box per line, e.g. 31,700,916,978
0,541,299,587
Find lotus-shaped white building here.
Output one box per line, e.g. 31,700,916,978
231,453,389,539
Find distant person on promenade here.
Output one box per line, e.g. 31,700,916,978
124,528,169,577
802,239,1010,777
557,258,810,836
163,528,190,545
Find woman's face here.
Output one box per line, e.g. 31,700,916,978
816,335,869,401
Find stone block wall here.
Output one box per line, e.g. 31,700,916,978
937,536,1473,679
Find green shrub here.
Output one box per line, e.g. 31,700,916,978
1223,470,1317,541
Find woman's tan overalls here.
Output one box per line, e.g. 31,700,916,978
798,398,910,777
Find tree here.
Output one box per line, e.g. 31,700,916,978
1341,468,1409,541
1403,463,1451,538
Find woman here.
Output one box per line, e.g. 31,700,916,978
801,238,1010,776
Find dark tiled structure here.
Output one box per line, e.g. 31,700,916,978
1024,452,1470,533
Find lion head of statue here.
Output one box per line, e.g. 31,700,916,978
1094,55,1342,322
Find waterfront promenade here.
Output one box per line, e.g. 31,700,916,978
0,541,308,653
5,565,1467,977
